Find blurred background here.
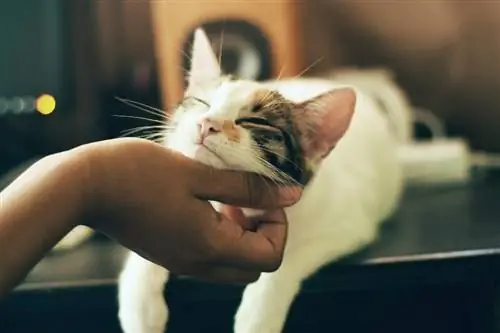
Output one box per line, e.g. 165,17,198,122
4,0,500,179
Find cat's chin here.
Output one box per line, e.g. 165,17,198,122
193,144,230,170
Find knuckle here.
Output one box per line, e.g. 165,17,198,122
246,272,261,283
263,254,284,273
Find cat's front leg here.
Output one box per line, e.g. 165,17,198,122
234,224,377,333
118,251,170,333
234,269,300,333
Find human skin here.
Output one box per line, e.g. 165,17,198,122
0,138,302,297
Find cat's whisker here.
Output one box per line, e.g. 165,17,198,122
142,132,166,143
260,89,274,104
241,146,299,186
130,128,167,142
120,131,158,140
115,97,170,120
258,158,300,186
115,124,169,141
262,99,289,111
238,145,291,181
173,45,199,89
257,93,269,107
261,159,301,186
121,124,171,132
112,114,168,125
115,99,166,118
120,125,171,138
251,141,288,163
254,144,303,172
275,54,289,82
293,56,324,80
207,146,283,186
218,28,225,68
276,62,287,82
179,47,192,64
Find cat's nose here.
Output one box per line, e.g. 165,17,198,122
197,117,223,142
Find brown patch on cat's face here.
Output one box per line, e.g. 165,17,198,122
222,120,241,142
236,89,314,186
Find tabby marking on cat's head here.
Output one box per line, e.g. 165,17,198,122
164,28,356,187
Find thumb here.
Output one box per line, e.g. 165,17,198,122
189,164,302,209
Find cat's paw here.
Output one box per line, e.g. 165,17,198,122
234,309,283,333
234,320,283,333
118,295,169,333
52,225,93,252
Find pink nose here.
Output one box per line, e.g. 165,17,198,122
197,117,223,142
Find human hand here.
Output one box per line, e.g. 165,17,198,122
78,138,302,283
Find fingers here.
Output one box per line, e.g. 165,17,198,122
213,209,288,272
189,163,302,209
218,204,256,230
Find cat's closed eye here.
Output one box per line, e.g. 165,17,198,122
182,96,210,108
236,117,285,141
235,117,273,127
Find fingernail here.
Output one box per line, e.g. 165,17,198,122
279,186,302,204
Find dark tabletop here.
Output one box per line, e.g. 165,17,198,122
13,171,500,295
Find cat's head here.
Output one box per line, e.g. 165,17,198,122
165,29,356,186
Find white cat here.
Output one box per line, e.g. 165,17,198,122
116,28,410,333
51,225,94,252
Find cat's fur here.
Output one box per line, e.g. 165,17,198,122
50,69,413,255
52,225,93,251
116,28,409,333
50,57,413,255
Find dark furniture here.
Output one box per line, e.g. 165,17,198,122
2,173,500,333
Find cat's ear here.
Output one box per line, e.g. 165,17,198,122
294,88,356,160
186,28,221,94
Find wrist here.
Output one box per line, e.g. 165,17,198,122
0,150,92,295
38,150,93,231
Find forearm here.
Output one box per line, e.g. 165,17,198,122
0,151,90,297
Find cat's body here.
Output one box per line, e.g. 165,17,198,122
51,69,410,255
117,76,404,333
116,29,408,333
51,28,409,332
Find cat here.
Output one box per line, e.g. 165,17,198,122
116,28,410,333
328,67,414,144
50,52,415,256
51,225,94,251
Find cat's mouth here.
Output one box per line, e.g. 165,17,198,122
195,143,228,166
